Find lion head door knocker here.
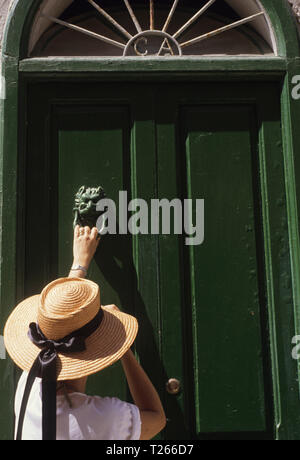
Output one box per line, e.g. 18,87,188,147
73,186,108,235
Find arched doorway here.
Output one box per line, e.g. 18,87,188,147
1,0,300,440
28,0,277,56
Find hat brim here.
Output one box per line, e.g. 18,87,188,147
4,295,138,381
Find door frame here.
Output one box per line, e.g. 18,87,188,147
1,0,300,440
23,81,282,440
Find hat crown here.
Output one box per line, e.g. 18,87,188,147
37,278,100,340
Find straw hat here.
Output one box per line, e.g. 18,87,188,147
4,277,138,381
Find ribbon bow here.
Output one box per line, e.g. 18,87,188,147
16,310,103,441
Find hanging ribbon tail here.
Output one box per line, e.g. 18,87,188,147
39,347,57,441
16,349,58,441
40,348,58,440
42,378,57,441
16,355,42,441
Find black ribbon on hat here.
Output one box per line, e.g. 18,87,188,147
16,309,104,441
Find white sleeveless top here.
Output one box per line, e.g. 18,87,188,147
14,371,141,440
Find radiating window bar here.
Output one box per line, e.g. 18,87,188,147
180,11,265,48
41,0,266,56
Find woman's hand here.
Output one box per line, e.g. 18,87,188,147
69,225,100,278
105,304,120,313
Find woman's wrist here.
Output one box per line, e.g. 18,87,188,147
72,259,90,270
68,268,87,279
69,261,90,278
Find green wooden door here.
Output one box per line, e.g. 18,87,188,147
22,80,283,440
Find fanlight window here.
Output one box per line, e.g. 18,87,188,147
29,0,277,57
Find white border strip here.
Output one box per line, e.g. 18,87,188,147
0,336,6,359
0,76,6,100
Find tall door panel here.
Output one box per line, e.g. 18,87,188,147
25,85,134,401
56,105,133,398
182,104,266,434
156,84,276,439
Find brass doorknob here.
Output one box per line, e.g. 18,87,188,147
166,378,181,395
